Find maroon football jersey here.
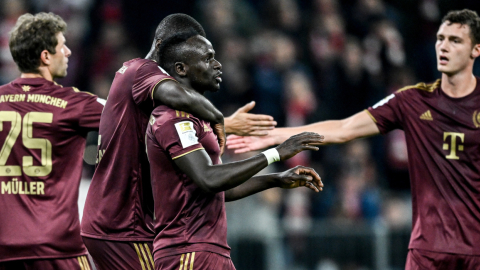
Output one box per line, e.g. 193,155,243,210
0,77,103,262
81,58,175,241
146,105,230,260
367,78,480,255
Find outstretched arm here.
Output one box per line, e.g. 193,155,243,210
153,80,224,124
225,166,323,202
174,132,323,193
227,110,380,153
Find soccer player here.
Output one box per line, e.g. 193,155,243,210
80,14,275,270
146,31,324,270
227,9,480,269
0,13,103,269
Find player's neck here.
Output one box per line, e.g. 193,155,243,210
441,71,476,98
175,78,205,95
21,66,54,82
20,72,52,82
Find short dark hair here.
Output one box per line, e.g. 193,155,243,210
9,12,67,73
158,31,199,75
155,13,205,42
442,9,480,45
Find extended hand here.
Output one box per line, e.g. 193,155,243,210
276,132,324,161
213,123,226,155
224,101,277,136
277,166,323,192
226,134,276,153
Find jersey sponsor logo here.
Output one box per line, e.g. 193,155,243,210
443,132,464,160
21,85,30,92
372,94,395,109
1,178,45,195
420,110,433,121
117,65,128,74
473,110,480,128
175,121,198,148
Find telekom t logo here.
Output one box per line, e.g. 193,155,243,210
443,132,465,160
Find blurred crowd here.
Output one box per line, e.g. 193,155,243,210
1,0,479,269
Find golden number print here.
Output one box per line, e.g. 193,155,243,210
22,112,53,176
0,111,53,176
0,111,22,176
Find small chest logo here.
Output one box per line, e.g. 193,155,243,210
473,110,480,128
21,85,30,92
420,110,433,121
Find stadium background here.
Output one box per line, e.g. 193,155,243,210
1,0,480,269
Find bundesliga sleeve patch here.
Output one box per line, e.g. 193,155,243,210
174,121,198,148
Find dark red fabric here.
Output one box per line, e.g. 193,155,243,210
146,105,230,260
0,78,102,261
368,78,480,255
81,58,174,242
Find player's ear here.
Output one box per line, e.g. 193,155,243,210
155,39,162,50
40,49,50,66
175,62,187,77
471,43,480,59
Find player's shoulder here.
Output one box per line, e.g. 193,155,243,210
119,58,170,76
395,79,440,95
150,106,201,127
58,84,97,98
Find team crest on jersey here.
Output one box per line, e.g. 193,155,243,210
117,65,128,74
473,110,480,128
22,85,30,92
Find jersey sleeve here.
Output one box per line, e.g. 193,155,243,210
366,93,404,134
132,62,175,106
154,118,205,160
77,93,104,130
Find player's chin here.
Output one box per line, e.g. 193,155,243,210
437,65,449,73
210,84,220,92
54,71,68,79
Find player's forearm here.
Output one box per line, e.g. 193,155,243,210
175,151,271,194
270,121,349,145
181,90,224,124
272,111,378,145
223,116,235,134
154,81,224,124
225,174,278,201
200,154,270,193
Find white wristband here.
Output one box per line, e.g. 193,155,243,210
262,148,280,165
